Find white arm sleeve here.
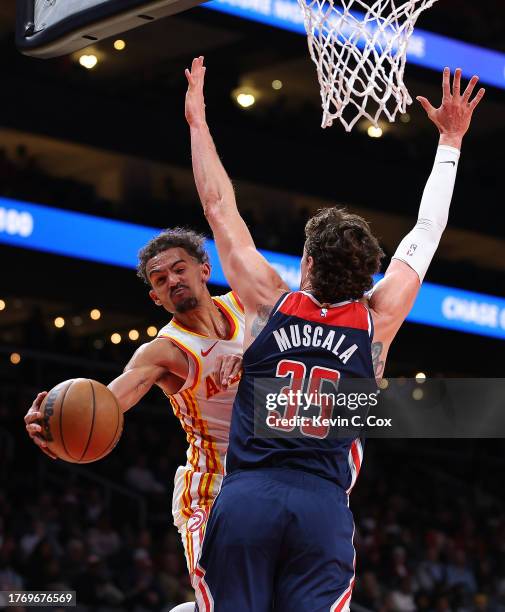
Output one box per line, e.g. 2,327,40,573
392,144,460,282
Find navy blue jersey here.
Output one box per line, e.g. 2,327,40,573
226,291,375,491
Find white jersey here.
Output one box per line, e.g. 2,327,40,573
157,291,245,536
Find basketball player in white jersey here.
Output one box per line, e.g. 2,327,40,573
24,228,244,608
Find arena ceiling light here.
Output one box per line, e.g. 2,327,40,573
233,87,258,109
90,309,101,320
236,93,255,108
10,353,22,365
367,125,383,138
79,53,98,69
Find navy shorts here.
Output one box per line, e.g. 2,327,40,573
194,468,355,612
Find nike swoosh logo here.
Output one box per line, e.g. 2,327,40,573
439,161,456,166
201,341,219,357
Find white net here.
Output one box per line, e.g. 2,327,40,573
297,0,439,130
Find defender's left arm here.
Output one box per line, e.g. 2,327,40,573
368,68,485,376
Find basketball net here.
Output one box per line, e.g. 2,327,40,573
297,0,439,130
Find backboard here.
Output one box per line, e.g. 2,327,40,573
16,0,206,59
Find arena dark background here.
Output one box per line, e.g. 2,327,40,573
0,1,504,610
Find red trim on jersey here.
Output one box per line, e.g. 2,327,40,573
278,293,369,330
194,563,213,611
161,336,201,390
231,291,245,313
332,577,355,612
350,439,362,475
212,298,237,340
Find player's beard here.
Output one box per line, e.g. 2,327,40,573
175,296,199,313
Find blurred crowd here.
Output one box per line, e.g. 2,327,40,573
0,144,310,257
352,446,505,612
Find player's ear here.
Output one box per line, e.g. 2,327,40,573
149,289,162,307
201,262,211,283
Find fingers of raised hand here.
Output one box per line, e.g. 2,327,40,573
416,96,435,116
469,87,485,110
191,56,203,70
442,67,451,100
190,56,205,76
452,68,462,96
462,75,480,103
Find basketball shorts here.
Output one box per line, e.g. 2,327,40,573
172,466,223,582
194,467,356,612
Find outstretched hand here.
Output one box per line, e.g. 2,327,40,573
417,67,485,149
185,56,207,128
24,392,57,459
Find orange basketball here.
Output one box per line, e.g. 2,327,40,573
39,378,123,463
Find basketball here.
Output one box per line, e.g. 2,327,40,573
39,379,123,463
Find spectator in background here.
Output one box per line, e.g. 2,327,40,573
416,546,447,592
19,519,46,560
126,455,166,494
74,554,125,608
446,549,478,594
389,576,416,612
123,548,165,611
63,539,87,586
0,535,24,591
85,487,105,523
87,514,121,559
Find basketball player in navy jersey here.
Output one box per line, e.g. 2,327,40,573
185,57,484,611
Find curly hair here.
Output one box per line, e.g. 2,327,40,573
137,227,209,285
304,207,384,303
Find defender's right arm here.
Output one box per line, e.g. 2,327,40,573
185,56,288,314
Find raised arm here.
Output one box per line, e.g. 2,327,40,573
185,56,288,314
368,68,485,377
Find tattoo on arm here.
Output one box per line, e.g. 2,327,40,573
251,305,273,338
371,342,385,378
